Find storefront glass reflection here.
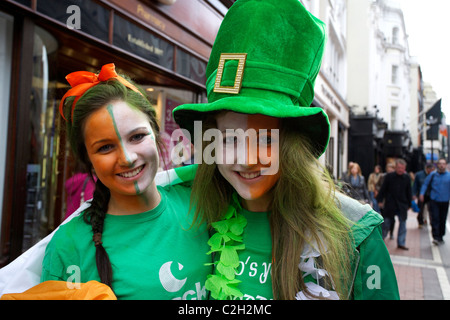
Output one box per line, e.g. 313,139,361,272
22,27,60,251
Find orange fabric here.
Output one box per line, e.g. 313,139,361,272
0,280,117,300
59,63,143,122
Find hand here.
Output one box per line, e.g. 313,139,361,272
419,194,424,203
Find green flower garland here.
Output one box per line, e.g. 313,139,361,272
205,193,247,299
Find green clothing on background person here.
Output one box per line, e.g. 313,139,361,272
41,184,211,300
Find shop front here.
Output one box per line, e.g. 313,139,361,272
0,0,223,265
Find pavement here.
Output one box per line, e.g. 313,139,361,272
385,208,450,300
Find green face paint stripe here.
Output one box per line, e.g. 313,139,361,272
106,104,133,166
134,181,141,194
107,104,141,195
148,129,155,142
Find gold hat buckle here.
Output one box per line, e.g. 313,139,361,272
213,53,247,94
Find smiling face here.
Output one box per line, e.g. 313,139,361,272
215,111,280,212
84,100,159,204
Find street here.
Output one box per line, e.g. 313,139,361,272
386,209,450,299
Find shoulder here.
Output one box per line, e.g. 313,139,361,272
47,214,91,251
157,183,194,224
158,182,192,202
42,214,91,280
335,193,383,247
416,170,425,177
386,172,395,179
335,193,377,223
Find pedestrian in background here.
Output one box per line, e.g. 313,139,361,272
420,158,450,245
342,162,370,205
377,159,412,250
368,165,383,213
377,163,395,238
413,163,435,228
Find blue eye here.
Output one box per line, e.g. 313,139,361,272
98,144,114,153
130,133,147,142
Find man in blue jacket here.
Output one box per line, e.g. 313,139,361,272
420,158,450,245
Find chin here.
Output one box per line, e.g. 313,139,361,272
233,187,265,201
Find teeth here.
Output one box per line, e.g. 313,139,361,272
118,165,144,178
239,171,261,179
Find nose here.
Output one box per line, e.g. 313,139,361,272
244,138,259,166
118,145,137,167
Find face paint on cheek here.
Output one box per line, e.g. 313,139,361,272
248,173,280,198
106,104,133,166
106,104,143,194
246,115,280,198
148,128,156,142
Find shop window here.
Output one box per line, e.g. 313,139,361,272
392,27,399,45
143,85,200,170
0,12,13,235
391,65,398,84
22,26,60,251
176,49,207,84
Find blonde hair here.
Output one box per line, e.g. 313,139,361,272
190,117,354,299
349,162,362,176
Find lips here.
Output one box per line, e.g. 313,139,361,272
117,164,145,178
237,171,261,179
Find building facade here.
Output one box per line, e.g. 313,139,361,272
347,0,415,177
304,0,350,179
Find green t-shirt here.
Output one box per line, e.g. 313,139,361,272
233,207,273,300
41,184,212,300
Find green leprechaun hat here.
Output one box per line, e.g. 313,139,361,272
173,0,330,156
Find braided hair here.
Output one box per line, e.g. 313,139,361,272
63,77,162,288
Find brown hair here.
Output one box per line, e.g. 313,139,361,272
63,77,163,288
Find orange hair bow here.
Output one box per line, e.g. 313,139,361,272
58,63,144,121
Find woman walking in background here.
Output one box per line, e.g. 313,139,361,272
343,162,371,205
368,165,383,213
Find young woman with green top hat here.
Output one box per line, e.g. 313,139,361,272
38,63,211,299
173,0,399,300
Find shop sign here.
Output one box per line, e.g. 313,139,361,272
113,14,174,70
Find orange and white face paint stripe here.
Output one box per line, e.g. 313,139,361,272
83,101,159,205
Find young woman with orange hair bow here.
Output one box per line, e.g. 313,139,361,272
34,64,210,299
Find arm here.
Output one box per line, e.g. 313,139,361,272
412,174,419,197
376,175,388,203
40,231,70,283
361,176,370,202
407,175,412,206
419,173,433,203
352,224,400,300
